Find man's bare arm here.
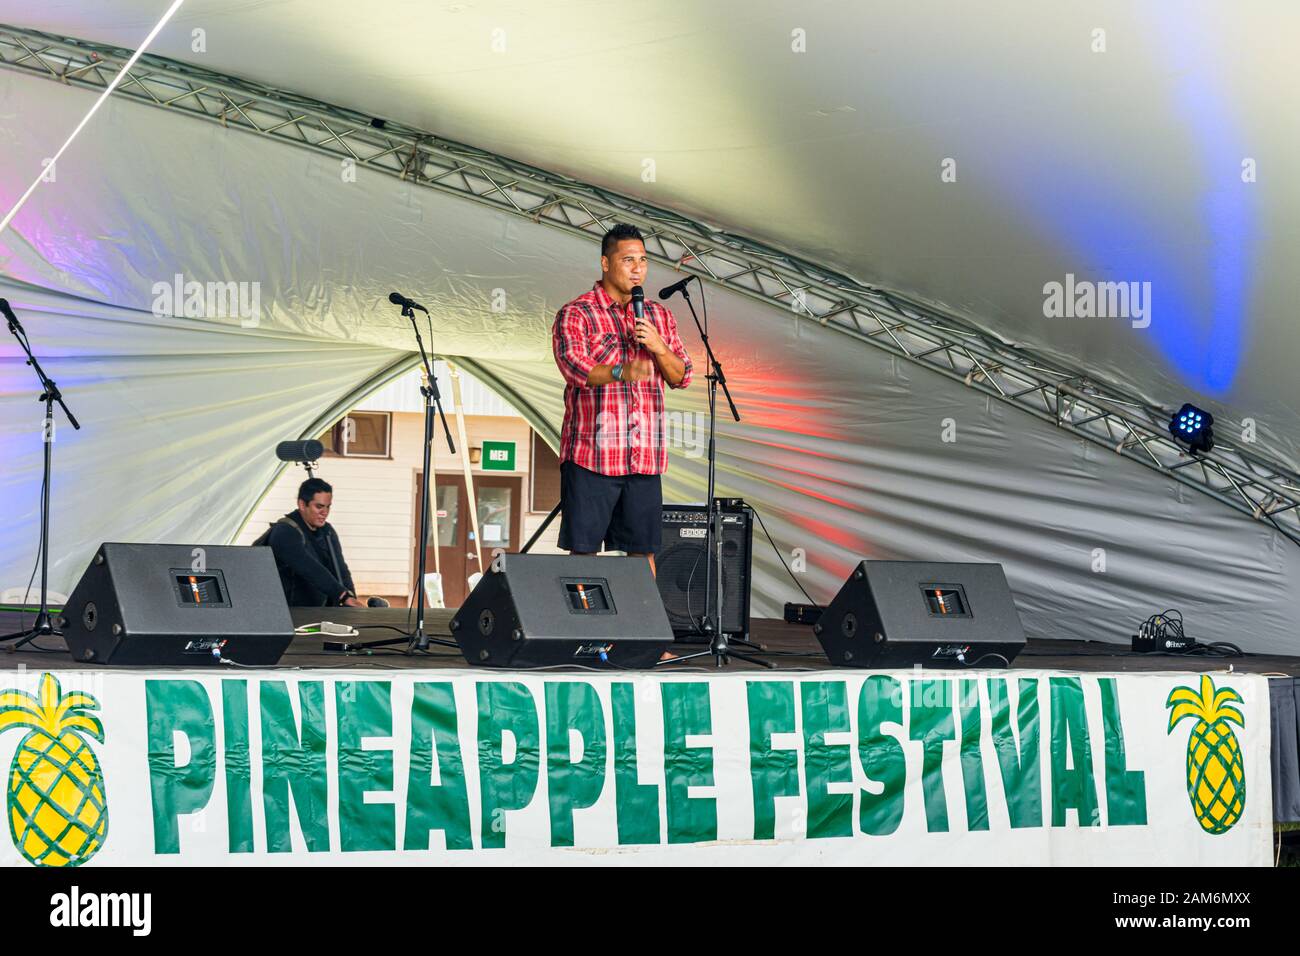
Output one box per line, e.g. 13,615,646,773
633,318,686,386
585,360,653,386
650,348,686,386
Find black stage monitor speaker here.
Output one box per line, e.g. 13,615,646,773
654,499,753,641
450,553,673,668
815,560,1026,668
61,543,295,665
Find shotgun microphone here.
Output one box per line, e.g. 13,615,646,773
275,440,325,462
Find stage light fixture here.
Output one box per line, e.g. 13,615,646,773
1169,402,1214,453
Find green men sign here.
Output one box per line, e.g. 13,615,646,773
480,440,515,471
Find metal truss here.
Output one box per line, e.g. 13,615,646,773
3,25,1297,544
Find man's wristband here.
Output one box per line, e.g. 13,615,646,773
611,363,623,382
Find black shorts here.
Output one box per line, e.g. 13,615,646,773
558,461,662,553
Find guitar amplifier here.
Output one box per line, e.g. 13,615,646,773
654,499,753,640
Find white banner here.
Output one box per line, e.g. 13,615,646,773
0,667,1273,866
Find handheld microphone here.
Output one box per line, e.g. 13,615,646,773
630,285,645,320
389,292,429,313
275,440,325,462
658,276,694,300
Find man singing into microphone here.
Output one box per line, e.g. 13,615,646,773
551,223,693,566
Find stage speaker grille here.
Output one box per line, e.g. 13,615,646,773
61,543,294,666
450,553,673,668
814,560,1026,668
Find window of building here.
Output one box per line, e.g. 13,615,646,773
530,429,561,512
320,411,391,458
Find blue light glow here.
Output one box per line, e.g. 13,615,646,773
938,11,1257,397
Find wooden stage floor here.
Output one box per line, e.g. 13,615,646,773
1,607,1296,675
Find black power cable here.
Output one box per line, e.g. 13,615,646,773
749,505,819,608
15,466,47,636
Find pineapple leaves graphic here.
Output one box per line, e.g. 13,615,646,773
0,673,108,866
1166,675,1245,835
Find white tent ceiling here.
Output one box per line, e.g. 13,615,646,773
7,0,1297,465
1,3,1297,651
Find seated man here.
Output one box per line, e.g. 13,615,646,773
260,477,364,607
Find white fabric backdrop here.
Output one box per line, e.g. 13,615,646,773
1,69,1296,652
3,0,1296,469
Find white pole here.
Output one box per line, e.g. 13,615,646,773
422,366,442,577
449,363,484,572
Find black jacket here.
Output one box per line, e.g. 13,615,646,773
266,511,355,607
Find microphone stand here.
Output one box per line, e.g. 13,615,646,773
520,500,561,553
657,279,771,669
1,301,80,650
327,299,459,654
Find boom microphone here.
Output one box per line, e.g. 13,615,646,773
275,440,325,463
658,276,694,300
388,292,429,313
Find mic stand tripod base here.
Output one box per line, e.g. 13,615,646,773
408,628,457,653
678,628,766,652
657,623,775,669
2,611,62,651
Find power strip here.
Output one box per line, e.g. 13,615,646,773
1131,617,1193,653
784,602,822,626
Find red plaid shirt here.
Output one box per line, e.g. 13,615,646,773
552,282,693,475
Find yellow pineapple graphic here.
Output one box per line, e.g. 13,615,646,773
1166,674,1245,835
0,673,108,866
